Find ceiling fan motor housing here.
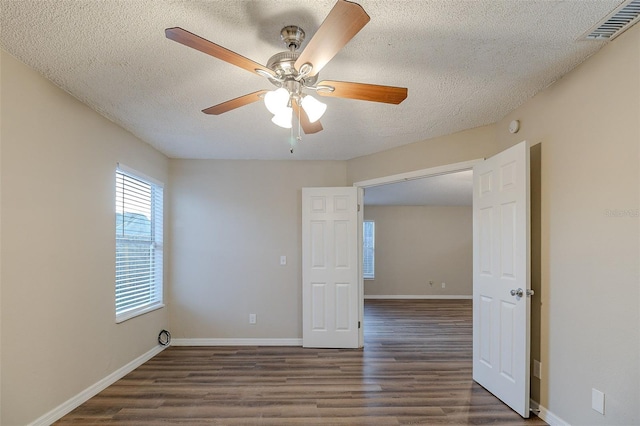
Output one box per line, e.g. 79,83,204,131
266,50,319,88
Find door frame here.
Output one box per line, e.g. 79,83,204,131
352,158,484,346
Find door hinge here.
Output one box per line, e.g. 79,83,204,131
358,321,361,329
357,204,361,212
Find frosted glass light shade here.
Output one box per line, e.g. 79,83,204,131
271,107,293,129
301,95,327,123
264,88,290,115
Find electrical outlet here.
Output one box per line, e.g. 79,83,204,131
533,359,541,379
249,314,257,325
280,255,287,265
441,282,446,288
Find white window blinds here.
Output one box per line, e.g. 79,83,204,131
363,220,375,279
115,166,164,322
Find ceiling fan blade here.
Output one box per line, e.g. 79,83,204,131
294,0,370,78
202,90,268,115
293,99,323,134
165,27,275,77
316,80,408,104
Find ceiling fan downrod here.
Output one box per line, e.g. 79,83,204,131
280,25,305,51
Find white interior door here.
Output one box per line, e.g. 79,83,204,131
473,141,531,417
302,187,360,348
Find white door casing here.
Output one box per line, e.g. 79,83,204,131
473,141,531,417
302,187,360,348
357,186,365,347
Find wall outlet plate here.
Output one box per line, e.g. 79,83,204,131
533,360,541,379
249,314,257,325
592,388,605,414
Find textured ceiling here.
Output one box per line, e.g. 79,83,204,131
0,0,622,160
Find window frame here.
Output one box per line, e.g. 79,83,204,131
115,164,164,323
363,220,375,280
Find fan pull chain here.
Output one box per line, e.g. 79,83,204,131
289,125,294,154
289,104,303,154
297,110,302,142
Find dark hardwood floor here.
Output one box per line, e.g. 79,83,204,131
56,299,546,425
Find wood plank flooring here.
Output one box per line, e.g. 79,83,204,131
56,300,546,425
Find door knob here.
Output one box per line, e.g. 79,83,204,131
510,288,534,297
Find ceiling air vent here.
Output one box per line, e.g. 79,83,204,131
584,0,640,40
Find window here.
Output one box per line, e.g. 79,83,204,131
115,165,164,322
363,220,375,279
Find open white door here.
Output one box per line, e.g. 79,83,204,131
473,141,531,417
302,187,360,348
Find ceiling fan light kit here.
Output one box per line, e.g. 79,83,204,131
165,0,408,150
300,95,327,123
272,107,294,129
263,71,328,128
264,88,290,115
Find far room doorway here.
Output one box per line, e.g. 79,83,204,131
357,164,477,385
354,160,480,305
356,162,477,390
361,169,474,300
359,165,478,405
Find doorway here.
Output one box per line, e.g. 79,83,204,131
352,159,481,347
359,168,475,299
354,151,534,418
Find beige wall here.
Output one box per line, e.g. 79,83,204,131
0,50,170,425
168,159,346,339
347,124,498,184
363,205,472,297
493,25,640,425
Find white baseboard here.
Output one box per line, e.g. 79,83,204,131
530,399,570,426
28,345,165,426
171,338,303,346
364,295,472,300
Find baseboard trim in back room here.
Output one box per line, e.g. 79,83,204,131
365,295,472,300
171,338,303,346
28,344,166,426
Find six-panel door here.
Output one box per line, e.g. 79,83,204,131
473,141,531,417
302,187,359,348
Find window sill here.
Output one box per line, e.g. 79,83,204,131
116,303,165,324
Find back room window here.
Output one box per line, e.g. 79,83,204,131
363,220,375,279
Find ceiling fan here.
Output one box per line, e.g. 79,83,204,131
165,0,407,138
